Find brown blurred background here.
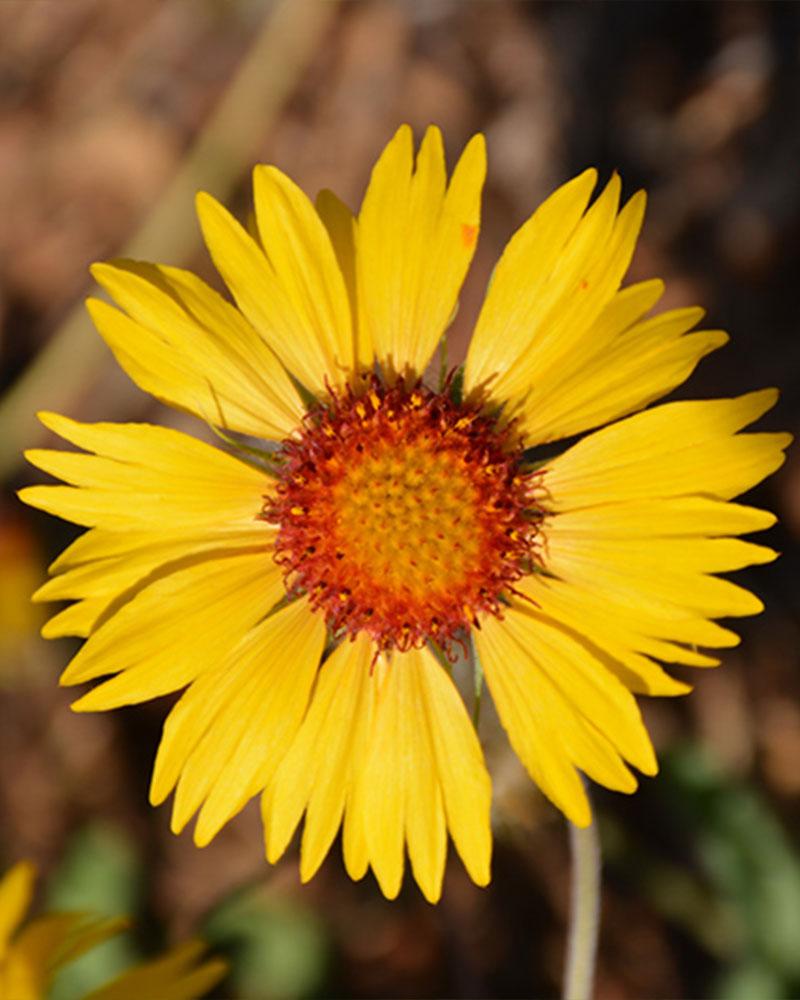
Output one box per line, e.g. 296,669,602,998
1,2,799,998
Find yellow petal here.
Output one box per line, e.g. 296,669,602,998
41,599,105,639
356,655,405,899
270,636,491,901
517,489,780,697
316,189,369,369
84,939,227,1000
151,599,324,843
64,549,280,706
407,645,492,890
401,652,448,903
21,413,268,531
263,636,368,875
476,617,591,826
465,168,598,394
540,389,791,508
538,497,776,539
39,527,271,642
466,173,647,408
355,645,491,901
521,310,728,444
516,575,701,697
357,125,486,379
0,861,36,958
253,165,354,377
476,607,658,825
196,187,350,396
89,260,303,439
7,912,128,995
542,538,768,621
35,527,269,604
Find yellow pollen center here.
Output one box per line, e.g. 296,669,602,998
330,439,484,602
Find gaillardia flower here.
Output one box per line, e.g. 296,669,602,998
21,126,789,903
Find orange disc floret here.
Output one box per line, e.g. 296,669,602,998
264,379,543,655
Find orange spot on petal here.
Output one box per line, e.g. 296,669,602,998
461,222,478,248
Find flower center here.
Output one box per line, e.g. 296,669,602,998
264,381,542,654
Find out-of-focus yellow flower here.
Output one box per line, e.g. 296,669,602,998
20,125,790,902
84,939,227,1000
0,861,225,999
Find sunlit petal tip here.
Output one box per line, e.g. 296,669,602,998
192,824,215,850
636,741,659,778
417,878,444,906
21,449,49,473
88,260,118,286
299,850,327,885
747,385,780,416
148,778,169,809
753,508,778,531
627,186,647,213
15,487,37,511
420,121,444,146
465,856,491,889
465,129,487,156
373,867,403,902
601,170,622,201
170,812,190,837
194,189,216,214
566,795,593,829
59,656,92,686
575,165,599,191
84,296,105,322
392,121,414,144
264,821,290,866
35,410,64,433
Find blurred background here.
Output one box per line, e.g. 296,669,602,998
1,1,799,997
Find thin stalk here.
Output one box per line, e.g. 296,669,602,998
562,814,602,1000
469,635,484,728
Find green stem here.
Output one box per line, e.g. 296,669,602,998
562,815,602,1000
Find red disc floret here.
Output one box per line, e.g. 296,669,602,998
263,378,543,656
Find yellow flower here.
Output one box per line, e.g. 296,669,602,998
20,126,789,904
0,862,225,999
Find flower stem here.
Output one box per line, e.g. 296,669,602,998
562,815,602,1000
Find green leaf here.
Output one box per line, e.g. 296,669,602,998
204,885,328,1000
665,745,800,984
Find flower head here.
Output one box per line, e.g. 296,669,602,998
21,125,790,903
